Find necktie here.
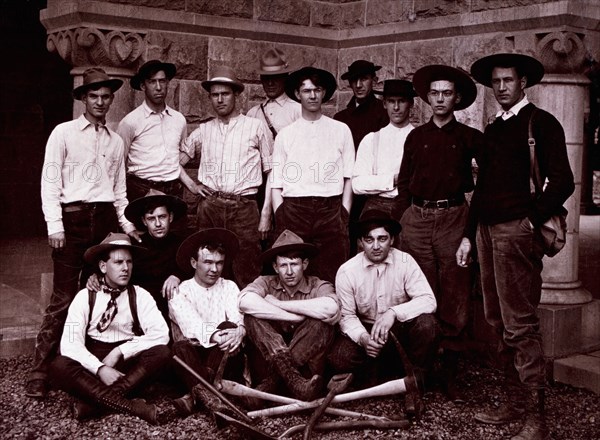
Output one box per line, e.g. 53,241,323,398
96,284,123,332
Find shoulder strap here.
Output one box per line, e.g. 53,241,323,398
260,103,278,139
86,289,97,333
128,285,144,336
528,108,543,197
372,130,381,175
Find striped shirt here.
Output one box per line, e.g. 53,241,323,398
181,114,273,195
117,101,188,181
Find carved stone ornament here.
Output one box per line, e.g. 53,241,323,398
537,31,586,75
47,28,145,68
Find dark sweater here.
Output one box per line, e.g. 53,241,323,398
465,103,575,239
334,93,389,149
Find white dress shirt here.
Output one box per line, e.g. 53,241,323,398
246,94,301,140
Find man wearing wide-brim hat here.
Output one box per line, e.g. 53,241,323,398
271,66,355,284
391,64,484,401
118,59,188,203
247,47,302,141
48,232,170,424
334,59,389,149
27,67,137,399
239,229,340,402
168,228,247,417
353,79,417,221
328,209,438,410
179,65,274,289
459,53,574,439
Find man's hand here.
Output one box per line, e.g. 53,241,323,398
359,332,384,358
213,326,245,353
190,181,213,197
456,237,471,267
162,275,181,300
370,309,396,345
86,273,101,292
102,347,123,368
258,211,272,241
48,231,66,249
97,365,124,386
127,229,142,243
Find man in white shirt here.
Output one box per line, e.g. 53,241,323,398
353,79,416,217
28,68,138,399
239,230,340,402
49,233,170,424
180,66,273,288
119,60,188,202
272,66,355,283
328,210,438,394
169,228,245,417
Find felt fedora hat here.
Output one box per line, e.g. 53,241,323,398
202,66,245,93
412,64,477,110
260,229,318,263
341,60,382,81
284,66,337,103
470,53,544,88
357,209,402,236
73,67,123,100
176,228,239,273
374,79,417,98
130,60,177,90
124,189,187,230
83,232,146,264
258,48,295,76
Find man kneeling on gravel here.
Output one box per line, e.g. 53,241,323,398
49,233,171,425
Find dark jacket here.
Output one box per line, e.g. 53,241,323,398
334,92,389,149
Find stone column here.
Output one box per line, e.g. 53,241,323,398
529,32,593,306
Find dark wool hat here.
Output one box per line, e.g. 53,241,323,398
284,66,337,103
124,189,187,230
357,209,402,236
73,67,123,100
130,60,177,91
412,64,477,110
374,79,417,98
341,60,382,81
470,53,544,88
176,228,239,273
260,229,318,263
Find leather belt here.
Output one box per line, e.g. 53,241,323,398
61,201,113,213
412,195,464,209
206,189,256,202
127,174,179,190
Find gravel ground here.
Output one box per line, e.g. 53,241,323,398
1,355,598,440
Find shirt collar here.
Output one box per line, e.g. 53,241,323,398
495,96,529,120
347,93,378,110
265,94,288,107
423,115,458,132
273,276,311,298
142,101,172,118
360,251,394,269
77,114,111,135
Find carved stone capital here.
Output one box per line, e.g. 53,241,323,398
537,31,586,75
47,27,146,68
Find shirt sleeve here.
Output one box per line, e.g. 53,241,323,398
336,268,368,344
224,280,244,327
313,280,341,325
341,124,355,179
352,132,396,195
116,119,135,160
389,254,437,322
118,287,170,360
257,120,274,173
59,290,105,375
41,125,66,235
168,282,217,348
180,128,201,162
271,132,285,189
238,276,269,305
111,136,135,234
393,130,416,218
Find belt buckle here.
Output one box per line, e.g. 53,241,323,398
436,199,449,209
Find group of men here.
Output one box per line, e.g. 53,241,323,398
25,46,574,440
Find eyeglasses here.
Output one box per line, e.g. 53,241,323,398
427,90,455,99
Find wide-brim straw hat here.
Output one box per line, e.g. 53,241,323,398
284,66,337,103
130,60,177,90
124,189,187,230
470,53,544,88
412,64,477,110
176,228,239,273
260,229,318,263
73,67,123,100
83,232,146,264
202,66,245,93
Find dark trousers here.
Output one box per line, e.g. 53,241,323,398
327,314,439,381
477,219,546,389
400,203,471,341
172,322,245,389
126,174,183,201
196,196,261,289
275,196,348,284
244,315,335,383
50,342,170,399
30,203,118,382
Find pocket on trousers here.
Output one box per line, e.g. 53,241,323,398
518,217,534,233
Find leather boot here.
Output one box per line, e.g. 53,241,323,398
69,371,158,425
441,350,464,403
474,382,526,425
111,364,148,397
241,375,282,410
511,389,549,440
72,398,101,421
172,393,196,416
192,384,229,415
271,351,323,401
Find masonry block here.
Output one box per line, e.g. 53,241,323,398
414,0,469,18
470,0,555,13
187,0,253,18
554,354,600,394
366,0,410,26
102,0,184,10
145,33,209,83
255,0,310,26
178,80,211,124
311,1,365,29
395,39,453,80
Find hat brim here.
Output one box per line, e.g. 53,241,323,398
124,194,187,230
357,218,402,236
470,53,544,88
83,242,146,264
260,242,319,263
285,67,337,103
202,79,245,93
258,65,296,76
73,79,123,100
176,228,240,274
412,65,477,111
130,62,177,91
341,65,382,81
